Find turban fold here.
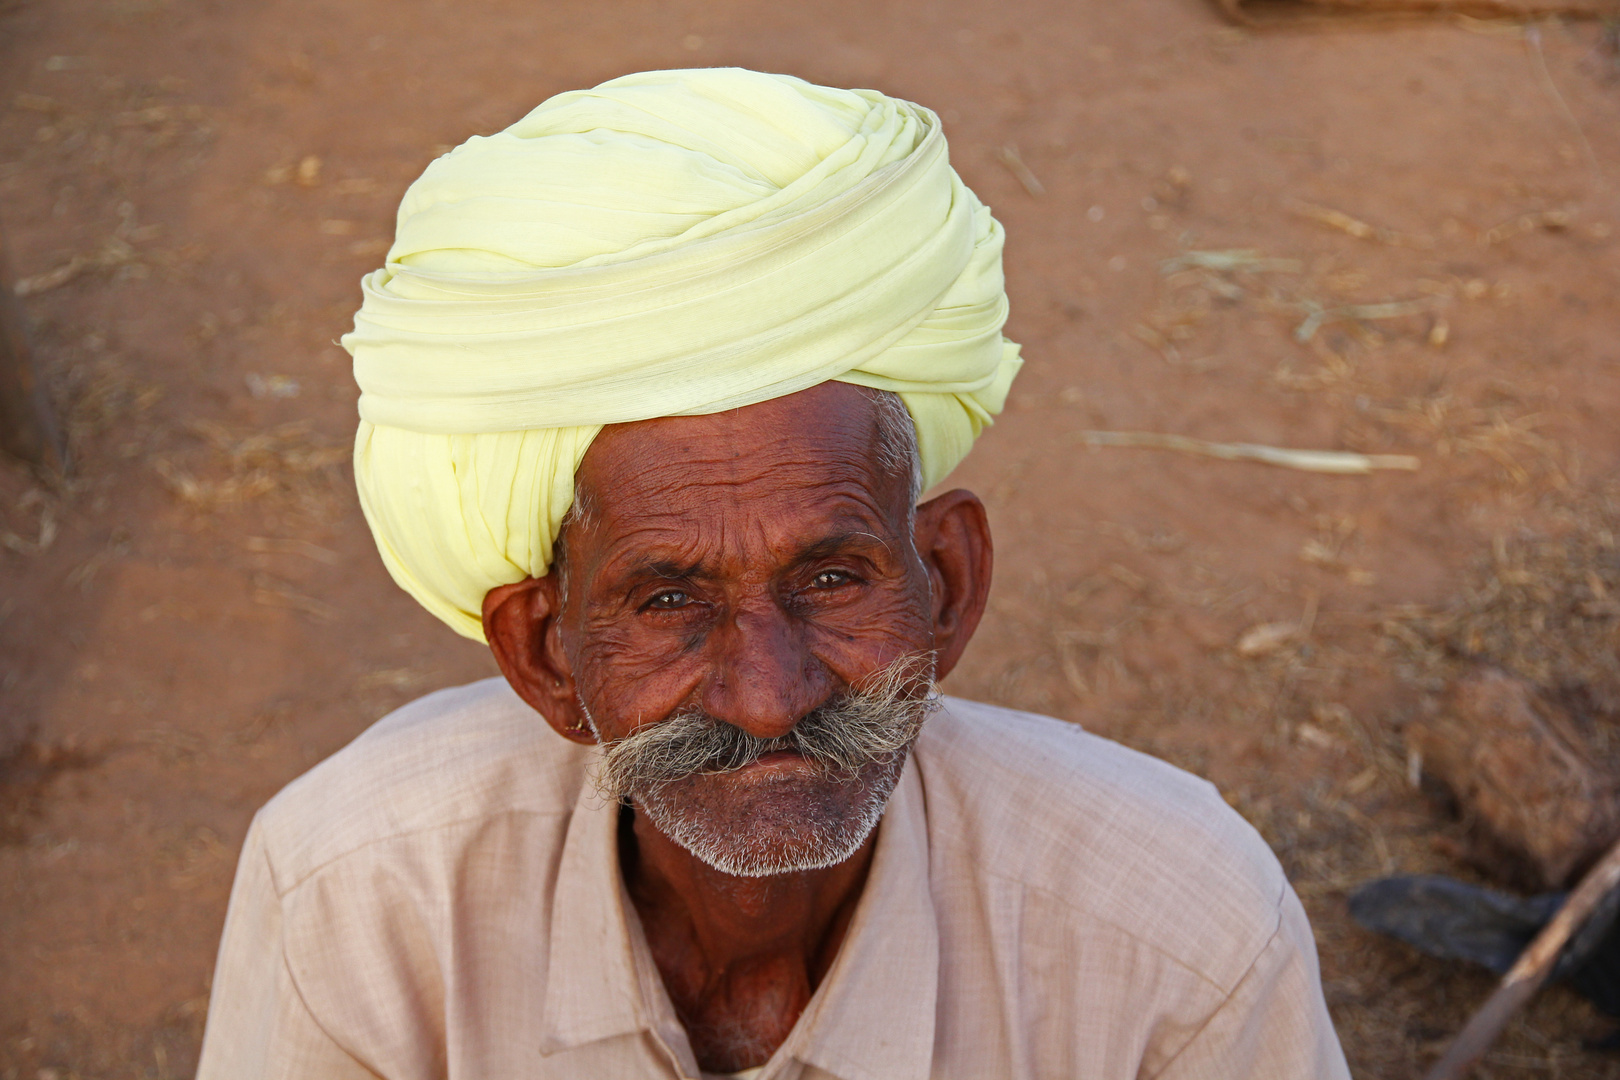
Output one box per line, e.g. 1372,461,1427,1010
343,68,1023,640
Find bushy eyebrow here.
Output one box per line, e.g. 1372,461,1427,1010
793,531,893,565
614,530,895,590
625,557,712,585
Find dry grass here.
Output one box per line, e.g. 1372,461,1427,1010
1359,396,1572,490
1141,246,1450,377
1289,199,1434,248
60,356,164,449
152,420,349,517
1382,488,1620,730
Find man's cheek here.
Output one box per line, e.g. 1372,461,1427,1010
812,598,935,661
575,634,710,733
575,621,688,677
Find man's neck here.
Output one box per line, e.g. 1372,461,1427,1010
620,806,876,1073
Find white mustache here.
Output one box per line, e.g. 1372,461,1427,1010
589,652,938,800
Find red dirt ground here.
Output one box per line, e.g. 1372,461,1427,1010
2,0,1618,1075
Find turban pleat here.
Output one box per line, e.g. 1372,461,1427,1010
343,68,1022,640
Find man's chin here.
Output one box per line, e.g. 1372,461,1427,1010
632,754,906,878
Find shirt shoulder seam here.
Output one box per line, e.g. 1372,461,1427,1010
269,805,572,897
1140,875,1291,1079
254,827,384,1077
990,868,1285,996
278,934,384,1077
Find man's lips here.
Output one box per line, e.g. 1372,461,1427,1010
698,748,810,775
752,749,806,766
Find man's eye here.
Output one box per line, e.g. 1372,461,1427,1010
648,590,691,609
811,570,852,589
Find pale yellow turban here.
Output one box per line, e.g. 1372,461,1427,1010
343,68,1023,641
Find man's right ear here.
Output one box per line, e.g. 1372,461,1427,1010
482,577,595,745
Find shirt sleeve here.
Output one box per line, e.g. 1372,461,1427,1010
196,816,381,1080
1153,884,1351,1080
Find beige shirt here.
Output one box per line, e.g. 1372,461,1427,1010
197,680,1349,1080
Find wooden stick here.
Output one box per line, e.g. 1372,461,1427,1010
0,218,68,475
1424,834,1620,1080
1079,430,1419,475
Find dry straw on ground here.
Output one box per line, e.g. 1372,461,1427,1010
153,420,349,516
1381,489,1620,716
1216,0,1619,25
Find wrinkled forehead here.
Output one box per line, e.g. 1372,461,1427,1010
568,382,907,556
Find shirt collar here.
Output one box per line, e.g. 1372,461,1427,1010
538,776,650,1056
780,758,939,1080
540,755,940,1080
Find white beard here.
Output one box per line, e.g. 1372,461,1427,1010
630,751,908,877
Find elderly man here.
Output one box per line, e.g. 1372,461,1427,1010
198,69,1349,1079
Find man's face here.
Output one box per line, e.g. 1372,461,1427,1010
555,383,938,876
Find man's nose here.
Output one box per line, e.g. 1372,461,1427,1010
700,602,832,740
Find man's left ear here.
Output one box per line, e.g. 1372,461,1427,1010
911,488,992,681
